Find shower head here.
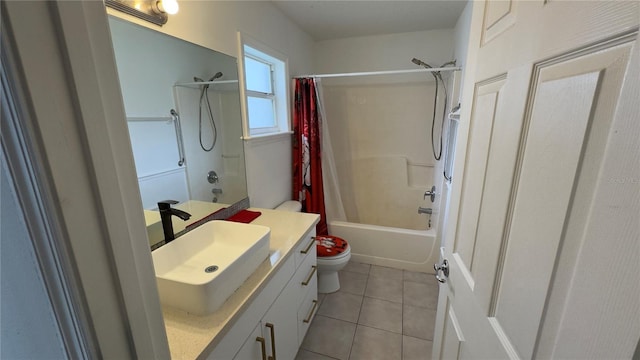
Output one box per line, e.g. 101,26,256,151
411,58,433,69
208,72,223,81
412,57,441,81
440,60,457,67
194,72,222,84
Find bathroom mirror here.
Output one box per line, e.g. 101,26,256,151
108,17,248,215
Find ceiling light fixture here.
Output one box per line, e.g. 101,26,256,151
153,0,179,15
105,0,179,26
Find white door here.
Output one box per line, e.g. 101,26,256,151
433,1,639,359
262,278,301,360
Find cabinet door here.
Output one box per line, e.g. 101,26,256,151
262,277,300,360
233,323,267,360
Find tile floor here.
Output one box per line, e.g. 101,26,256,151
296,261,439,360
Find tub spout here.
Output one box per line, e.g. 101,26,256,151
418,207,433,215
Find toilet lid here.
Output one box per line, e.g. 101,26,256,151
315,235,348,257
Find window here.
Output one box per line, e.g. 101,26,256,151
245,55,276,130
241,41,289,137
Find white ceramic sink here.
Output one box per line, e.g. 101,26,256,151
152,220,270,315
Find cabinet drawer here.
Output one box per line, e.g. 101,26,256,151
289,244,317,306
294,229,316,269
296,275,318,345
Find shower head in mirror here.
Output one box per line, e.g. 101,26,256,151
194,73,223,85
209,72,223,81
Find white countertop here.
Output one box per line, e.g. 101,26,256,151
156,203,319,359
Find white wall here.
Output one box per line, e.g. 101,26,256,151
108,1,315,209
314,29,455,73
452,1,474,103
1,157,66,359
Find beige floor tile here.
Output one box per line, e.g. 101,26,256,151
365,277,403,303
403,281,438,309
403,270,434,284
402,336,433,360
403,305,437,340
318,293,327,307
358,297,402,334
317,291,363,323
296,349,339,360
349,325,402,360
369,265,404,281
301,315,356,360
343,261,371,275
338,271,368,296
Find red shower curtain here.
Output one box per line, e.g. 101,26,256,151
292,78,328,235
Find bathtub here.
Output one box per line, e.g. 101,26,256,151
329,221,438,273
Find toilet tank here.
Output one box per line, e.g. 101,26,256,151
275,200,302,212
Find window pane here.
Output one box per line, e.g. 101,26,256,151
245,57,272,94
247,96,276,128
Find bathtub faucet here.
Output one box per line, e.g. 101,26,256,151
418,207,433,215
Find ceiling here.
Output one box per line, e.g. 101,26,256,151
271,0,468,41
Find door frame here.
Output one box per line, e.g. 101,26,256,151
431,2,484,356
1,1,169,358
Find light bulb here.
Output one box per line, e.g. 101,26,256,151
158,0,179,15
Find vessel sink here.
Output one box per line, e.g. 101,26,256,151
151,220,270,315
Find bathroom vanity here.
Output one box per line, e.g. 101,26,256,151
109,15,319,359
157,206,319,359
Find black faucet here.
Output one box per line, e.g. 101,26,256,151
158,200,192,243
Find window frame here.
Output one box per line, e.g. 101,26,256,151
238,32,291,139
244,53,278,134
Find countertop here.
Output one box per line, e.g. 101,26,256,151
157,203,320,359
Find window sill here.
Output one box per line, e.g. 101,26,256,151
243,131,293,146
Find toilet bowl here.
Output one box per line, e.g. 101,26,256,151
315,238,351,293
275,201,351,293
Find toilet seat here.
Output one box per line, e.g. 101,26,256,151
315,235,349,257
316,245,351,264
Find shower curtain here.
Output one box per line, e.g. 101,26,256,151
292,78,328,235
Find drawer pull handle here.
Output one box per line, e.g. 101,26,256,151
265,323,276,360
301,266,317,286
256,336,267,360
300,237,315,254
303,300,318,323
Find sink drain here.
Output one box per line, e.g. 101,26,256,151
205,265,219,273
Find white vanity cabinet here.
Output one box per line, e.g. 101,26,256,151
232,324,264,360
208,229,318,360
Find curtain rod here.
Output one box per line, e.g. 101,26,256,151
293,67,461,79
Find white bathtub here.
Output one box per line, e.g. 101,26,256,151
329,221,438,273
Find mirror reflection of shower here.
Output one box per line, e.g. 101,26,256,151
194,72,223,152
411,58,456,161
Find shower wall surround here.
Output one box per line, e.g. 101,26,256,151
313,28,455,231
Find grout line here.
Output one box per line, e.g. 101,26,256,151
302,349,342,360
401,273,405,360
348,265,369,360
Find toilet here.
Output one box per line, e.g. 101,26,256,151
275,201,351,293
